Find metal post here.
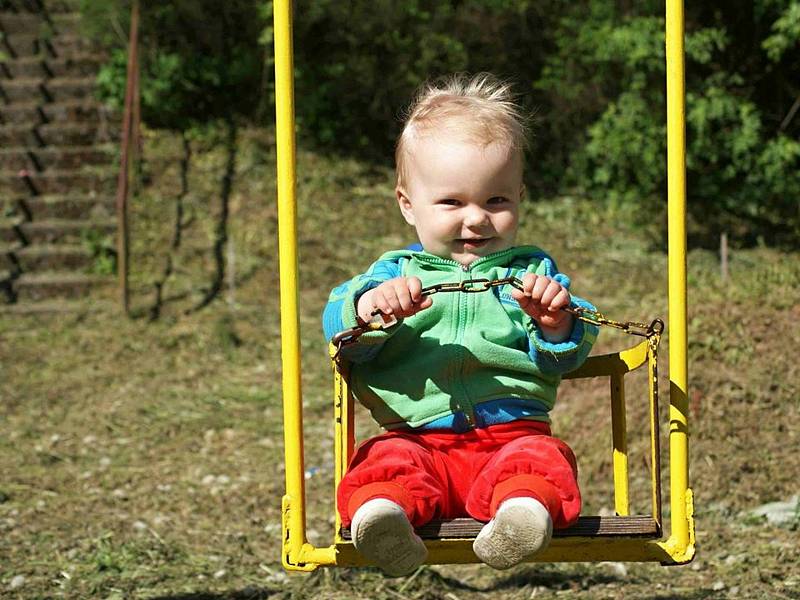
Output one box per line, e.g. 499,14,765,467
274,0,309,569
115,0,140,315
665,0,694,560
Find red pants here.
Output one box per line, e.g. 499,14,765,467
338,420,581,529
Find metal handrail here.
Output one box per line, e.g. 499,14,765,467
115,0,141,315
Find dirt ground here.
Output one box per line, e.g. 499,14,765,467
1,133,798,599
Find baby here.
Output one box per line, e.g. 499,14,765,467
322,73,598,576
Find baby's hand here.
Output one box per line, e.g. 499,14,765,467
512,273,574,341
357,277,433,324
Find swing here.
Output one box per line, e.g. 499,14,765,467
274,0,695,571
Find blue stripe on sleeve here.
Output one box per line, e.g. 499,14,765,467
527,295,599,375
321,257,404,358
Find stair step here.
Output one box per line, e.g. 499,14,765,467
0,268,12,302
5,194,115,220
0,298,117,314
0,75,96,102
0,218,23,243
0,242,22,270
2,168,116,195
0,2,78,15
1,217,116,244
1,242,96,272
0,11,80,35
0,54,104,79
0,98,114,125
0,121,117,145
0,145,115,170
11,270,112,301
1,243,93,271
0,299,108,313
0,32,93,59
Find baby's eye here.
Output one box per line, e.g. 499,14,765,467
437,198,461,206
487,196,509,205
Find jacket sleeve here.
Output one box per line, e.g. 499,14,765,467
518,255,600,375
321,256,404,362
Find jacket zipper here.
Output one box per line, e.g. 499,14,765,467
454,265,475,427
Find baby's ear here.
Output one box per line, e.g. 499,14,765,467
519,183,527,201
396,187,416,226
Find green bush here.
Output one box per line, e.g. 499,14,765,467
82,0,264,131
537,1,800,247
277,0,555,158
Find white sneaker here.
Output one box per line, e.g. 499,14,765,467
351,498,428,577
473,497,553,569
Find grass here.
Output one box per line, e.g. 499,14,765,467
1,128,799,599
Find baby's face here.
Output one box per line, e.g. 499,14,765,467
397,135,524,267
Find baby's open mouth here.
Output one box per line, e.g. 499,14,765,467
458,238,491,247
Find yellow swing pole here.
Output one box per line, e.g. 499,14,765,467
274,0,338,571
274,0,337,571
665,0,695,561
273,0,305,565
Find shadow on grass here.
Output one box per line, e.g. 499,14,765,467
481,564,620,592
148,587,280,600
146,568,481,600
402,564,626,596
481,567,724,600
136,570,721,600
654,595,722,600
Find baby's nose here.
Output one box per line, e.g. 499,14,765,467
463,206,489,227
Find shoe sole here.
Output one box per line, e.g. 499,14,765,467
473,503,552,569
354,508,428,576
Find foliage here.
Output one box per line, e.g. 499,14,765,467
266,0,556,156
535,1,800,247
762,1,800,61
261,0,798,246
81,0,264,131
81,229,117,276
81,1,799,246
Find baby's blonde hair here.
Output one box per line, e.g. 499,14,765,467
395,73,528,188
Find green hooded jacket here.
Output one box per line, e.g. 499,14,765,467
322,246,598,430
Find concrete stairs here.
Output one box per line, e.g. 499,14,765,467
1,0,118,311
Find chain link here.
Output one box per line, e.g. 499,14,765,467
332,276,664,357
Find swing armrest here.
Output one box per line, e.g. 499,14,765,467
563,339,649,380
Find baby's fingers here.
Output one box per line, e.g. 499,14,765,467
373,278,432,318
371,287,397,317
404,277,434,314
546,286,571,312
513,273,538,299
390,279,415,314
541,280,570,310
511,285,531,310
416,296,433,311
530,275,551,303
407,276,424,304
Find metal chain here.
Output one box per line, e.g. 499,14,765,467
331,276,664,356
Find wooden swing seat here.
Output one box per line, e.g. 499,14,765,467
341,515,661,540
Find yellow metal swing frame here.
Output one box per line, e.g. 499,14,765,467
274,0,695,570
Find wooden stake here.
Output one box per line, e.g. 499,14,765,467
720,232,729,282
